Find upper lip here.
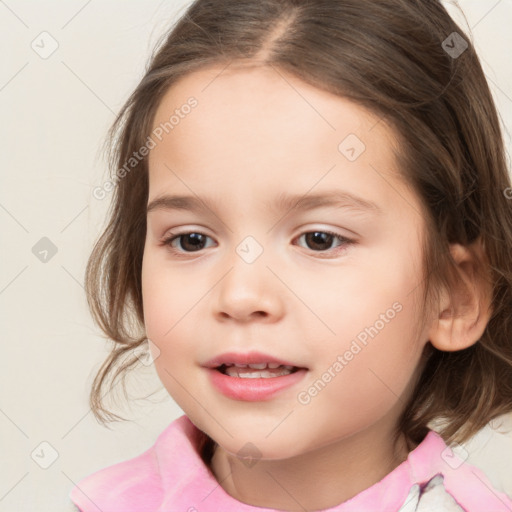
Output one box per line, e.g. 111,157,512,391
203,351,306,369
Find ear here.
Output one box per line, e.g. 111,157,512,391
428,239,493,352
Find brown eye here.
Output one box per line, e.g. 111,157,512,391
161,229,353,259
297,231,351,252
162,232,215,253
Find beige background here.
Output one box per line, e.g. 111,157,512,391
1,1,511,510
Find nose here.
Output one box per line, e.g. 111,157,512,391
213,248,286,323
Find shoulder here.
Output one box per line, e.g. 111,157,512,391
69,415,200,512
406,430,512,511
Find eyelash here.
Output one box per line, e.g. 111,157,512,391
160,229,354,259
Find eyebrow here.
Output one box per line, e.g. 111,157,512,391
147,190,382,216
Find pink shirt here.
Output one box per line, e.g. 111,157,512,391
69,415,512,511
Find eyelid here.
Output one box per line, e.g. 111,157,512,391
159,226,215,244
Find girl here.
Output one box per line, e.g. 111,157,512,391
70,0,512,510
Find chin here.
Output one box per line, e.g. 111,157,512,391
213,429,310,462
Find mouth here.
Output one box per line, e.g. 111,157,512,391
215,363,301,378
203,351,308,401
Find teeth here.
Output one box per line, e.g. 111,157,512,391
248,363,267,369
224,365,295,378
224,362,293,370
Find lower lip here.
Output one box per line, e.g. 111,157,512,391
206,368,308,401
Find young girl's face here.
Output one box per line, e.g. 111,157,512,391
142,65,433,460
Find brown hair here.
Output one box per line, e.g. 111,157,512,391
86,0,512,449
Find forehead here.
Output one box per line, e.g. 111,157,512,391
151,64,381,148
147,64,424,223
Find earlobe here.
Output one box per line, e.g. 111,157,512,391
428,240,493,352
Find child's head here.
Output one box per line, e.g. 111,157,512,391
87,0,512,456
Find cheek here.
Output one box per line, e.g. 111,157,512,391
310,296,424,422
296,253,420,348
141,250,211,391
290,299,424,456
141,264,196,408
142,253,187,372
298,249,425,408
141,249,195,337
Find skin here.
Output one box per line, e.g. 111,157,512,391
141,64,491,510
